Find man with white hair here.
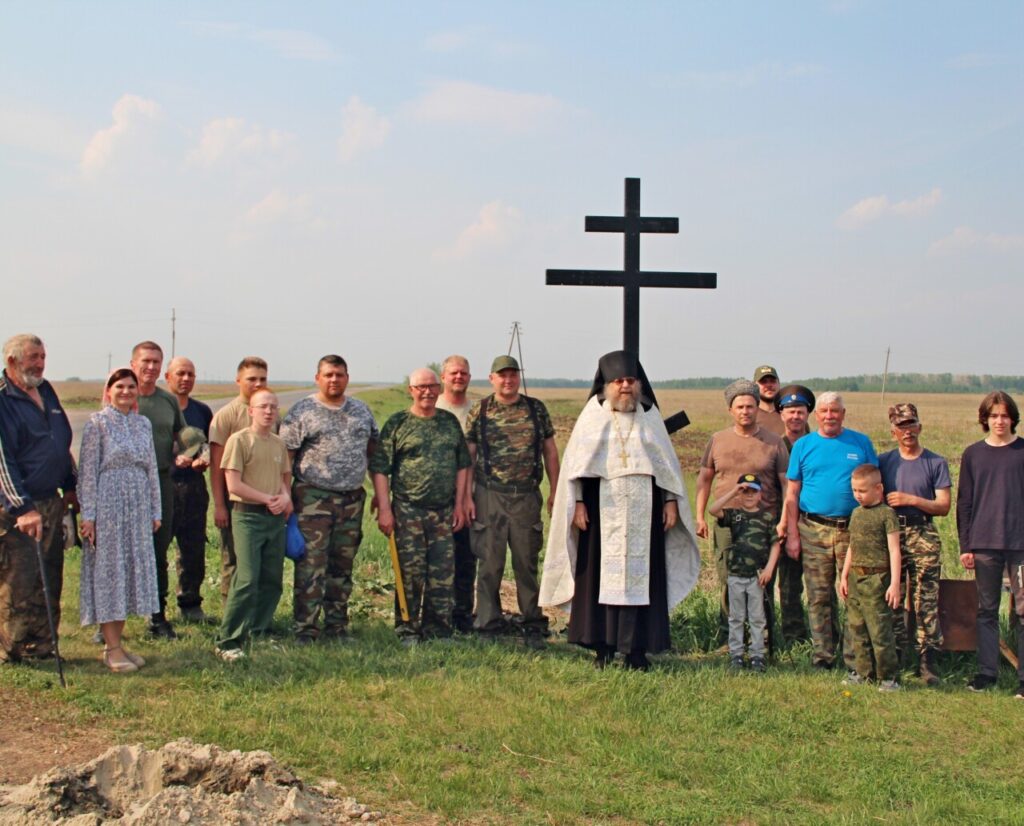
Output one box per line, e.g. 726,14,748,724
783,391,878,669
371,368,471,643
0,334,76,663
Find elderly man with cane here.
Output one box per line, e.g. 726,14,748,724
0,334,75,681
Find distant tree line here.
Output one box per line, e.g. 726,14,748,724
498,374,1024,394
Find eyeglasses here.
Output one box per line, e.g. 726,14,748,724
411,384,440,393
252,403,279,411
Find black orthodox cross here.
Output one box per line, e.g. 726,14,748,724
546,177,717,357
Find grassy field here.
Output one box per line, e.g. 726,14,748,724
50,380,314,409
3,388,1020,825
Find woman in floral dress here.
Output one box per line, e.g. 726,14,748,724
79,368,161,673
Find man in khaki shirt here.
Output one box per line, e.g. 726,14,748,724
209,356,272,600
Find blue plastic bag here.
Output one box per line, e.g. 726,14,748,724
285,513,306,562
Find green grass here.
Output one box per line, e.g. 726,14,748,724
4,388,1023,824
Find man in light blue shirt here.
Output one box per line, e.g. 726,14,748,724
783,391,878,669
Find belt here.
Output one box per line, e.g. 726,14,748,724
478,477,539,495
899,514,933,527
294,481,364,497
801,512,850,530
232,501,270,514
852,565,890,576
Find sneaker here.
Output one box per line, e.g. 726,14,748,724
967,674,997,692
842,671,865,686
216,647,246,663
878,679,902,693
524,633,546,651
294,635,315,647
729,655,745,670
749,657,767,673
1014,682,1024,700
400,636,420,648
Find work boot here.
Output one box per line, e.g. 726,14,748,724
180,605,210,623
148,613,178,640
918,648,941,687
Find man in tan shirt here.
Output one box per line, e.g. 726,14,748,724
209,356,272,601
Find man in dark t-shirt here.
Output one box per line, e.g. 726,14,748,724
878,402,951,685
166,357,213,623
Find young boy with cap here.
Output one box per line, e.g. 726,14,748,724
839,464,903,691
709,474,781,671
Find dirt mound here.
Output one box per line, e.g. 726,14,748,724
0,739,383,824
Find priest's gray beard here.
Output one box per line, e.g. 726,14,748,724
610,395,637,413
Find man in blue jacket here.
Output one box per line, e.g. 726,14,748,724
0,334,76,663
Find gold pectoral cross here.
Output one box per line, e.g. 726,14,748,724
619,448,628,466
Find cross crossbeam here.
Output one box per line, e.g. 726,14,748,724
546,177,717,356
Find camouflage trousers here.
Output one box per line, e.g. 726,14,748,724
713,518,775,653
392,499,454,639
292,482,366,639
0,495,64,663
777,551,809,645
892,523,943,658
846,568,899,681
172,475,209,610
798,515,854,669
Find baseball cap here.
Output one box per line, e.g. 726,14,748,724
889,403,920,427
737,473,762,491
491,355,520,373
753,365,779,382
178,426,207,459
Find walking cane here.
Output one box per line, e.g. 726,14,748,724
387,532,411,623
32,537,66,688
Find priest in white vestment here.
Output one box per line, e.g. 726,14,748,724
540,351,700,670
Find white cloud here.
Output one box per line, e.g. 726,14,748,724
337,97,390,162
187,117,292,166
408,81,564,131
243,190,312,225
929,226,1024,256
672,61,824,90
435,201,523,260
80,94,162,177
184,21,335,62
836,187,943,230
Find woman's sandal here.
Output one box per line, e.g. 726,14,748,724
102,646,139,673
122,650,146,668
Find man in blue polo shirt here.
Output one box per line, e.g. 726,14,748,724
783,391,878,669
0,334,76,663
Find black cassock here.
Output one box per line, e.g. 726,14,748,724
566,476,672,656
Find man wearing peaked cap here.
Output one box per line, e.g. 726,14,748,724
878,402,951,685
753,365,785,437
464,355,560,646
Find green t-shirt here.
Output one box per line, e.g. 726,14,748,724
370,410,471,508
464,395,555,486
848,502,900,568
137,386,186,473
718,507,776,577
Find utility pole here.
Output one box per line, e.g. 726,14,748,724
171,308,176,359
107,352,112,374
881,345,891,409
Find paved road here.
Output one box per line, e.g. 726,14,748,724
66,386,386,457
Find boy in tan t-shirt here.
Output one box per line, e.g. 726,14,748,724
215,388,292,661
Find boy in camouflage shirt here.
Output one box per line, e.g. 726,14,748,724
709,474,781,671
839,464,902,691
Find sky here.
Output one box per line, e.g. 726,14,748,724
2,2,1022,384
